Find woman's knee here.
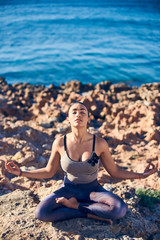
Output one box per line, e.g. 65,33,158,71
35,204,47,221
116,201,128,219
35,200,53,222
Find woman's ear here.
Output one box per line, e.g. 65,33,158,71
66,117,70,123
87,117,91,128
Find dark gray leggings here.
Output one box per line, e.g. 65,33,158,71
35,179,127,222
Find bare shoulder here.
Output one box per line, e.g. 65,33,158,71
52,135,64,150
95,135,109,152
96,135,108,145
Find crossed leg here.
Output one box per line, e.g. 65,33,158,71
35,187,87,222
56,197,113,224
35,185,127,223
56,191,127,224
88,191,127,220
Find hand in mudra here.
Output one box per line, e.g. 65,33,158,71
5,161,21,176
142,162,158,179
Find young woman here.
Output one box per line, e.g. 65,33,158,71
5,102,158,225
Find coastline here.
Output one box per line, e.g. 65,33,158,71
0,77,160,239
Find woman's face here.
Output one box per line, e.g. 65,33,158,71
67,103,89,128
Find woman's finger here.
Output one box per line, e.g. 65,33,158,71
151,163,158,173
7,161,15,166
143,162,158,177
7,161,18,169
5,161,19,173
155,163,159,170
7,163,15,170
5,165,13,172
144,163,155,172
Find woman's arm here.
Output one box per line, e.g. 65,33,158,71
5,138,61,179
98,138,158,179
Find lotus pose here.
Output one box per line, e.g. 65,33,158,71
5,102,158,224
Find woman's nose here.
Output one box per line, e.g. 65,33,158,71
76,111,80,116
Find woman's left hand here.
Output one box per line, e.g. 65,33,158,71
141,162,158,179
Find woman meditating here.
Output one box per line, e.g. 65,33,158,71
5,102,158,224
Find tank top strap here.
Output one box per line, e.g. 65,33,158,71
64,135,67,151
92,134,96,152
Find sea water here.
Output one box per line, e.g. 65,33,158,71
0,0,160,87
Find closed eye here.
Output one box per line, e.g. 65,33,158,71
72,111,86,114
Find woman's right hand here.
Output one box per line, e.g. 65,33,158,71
5,161,21,176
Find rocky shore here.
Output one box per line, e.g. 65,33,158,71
0,77,160,240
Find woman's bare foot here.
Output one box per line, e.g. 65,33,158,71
87,213,113,225
55,197,113,224
55,197,79,209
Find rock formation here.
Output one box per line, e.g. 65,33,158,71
0,77,160,239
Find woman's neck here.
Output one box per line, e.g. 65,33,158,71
70,127,88,143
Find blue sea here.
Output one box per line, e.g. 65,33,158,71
0,0,160,87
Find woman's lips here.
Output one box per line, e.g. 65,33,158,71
75,119,82,122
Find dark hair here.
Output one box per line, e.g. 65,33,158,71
68,101,89,116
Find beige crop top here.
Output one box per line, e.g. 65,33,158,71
60,135,100,184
